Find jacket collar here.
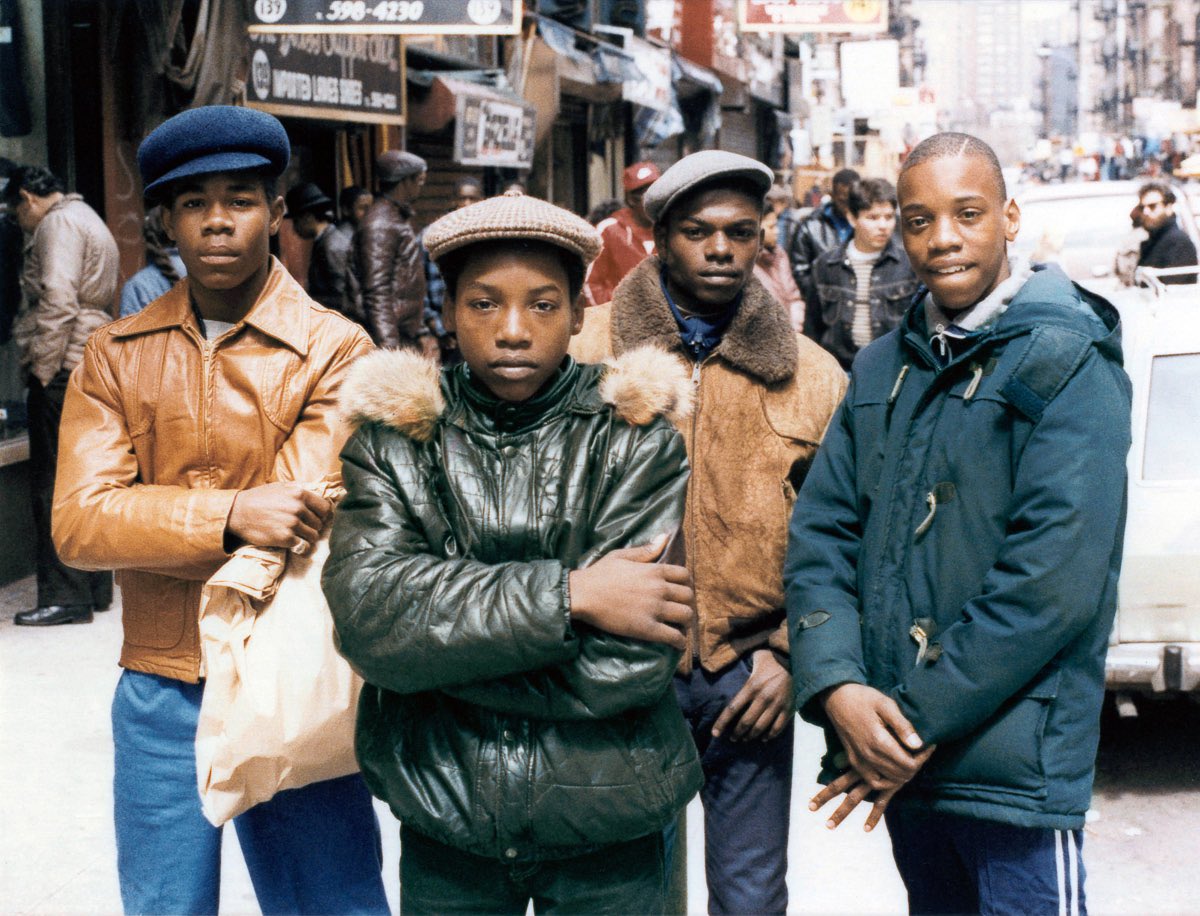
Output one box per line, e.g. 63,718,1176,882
609,256,798,385
111,257,310,355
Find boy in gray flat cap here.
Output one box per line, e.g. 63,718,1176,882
573,150,847,915
348,149,431,351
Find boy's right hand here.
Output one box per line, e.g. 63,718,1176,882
568,534,693,651
821,683,927,788
226,482,333,551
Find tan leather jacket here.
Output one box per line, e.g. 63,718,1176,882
13,194,118,385
571,257,847,672
52,260,375,682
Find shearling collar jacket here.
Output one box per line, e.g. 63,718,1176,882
324,347,702,860
571,257,848,672
52,260,375,682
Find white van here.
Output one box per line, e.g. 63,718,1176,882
1107,267,1200,698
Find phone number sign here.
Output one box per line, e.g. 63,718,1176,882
250,0,523,34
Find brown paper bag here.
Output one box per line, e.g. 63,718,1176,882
195,530,362,826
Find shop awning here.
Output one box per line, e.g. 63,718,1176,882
407,70,524,134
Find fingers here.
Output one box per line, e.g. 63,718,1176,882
298,488,334,524
656,562,692,585
711,686,750,738
864,786,900,833
809,770,861,810
652,600,694,628
644,621,687,652
608,534,669,564
878,698,926,752
662,582,695,607
825,780,873,830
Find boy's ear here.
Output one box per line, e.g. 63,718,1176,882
441,294,457,334
268,195,285,235
569,292,586,336
1003,198,1021,243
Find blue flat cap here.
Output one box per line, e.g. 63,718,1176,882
644,150,774,224
138,106,290,201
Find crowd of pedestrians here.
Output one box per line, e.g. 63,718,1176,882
2,103,1136,916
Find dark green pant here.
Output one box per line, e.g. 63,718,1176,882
399,826,666,916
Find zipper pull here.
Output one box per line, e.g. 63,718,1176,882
910,622,929,666
963,363,983,400
887,364,910,405
691,361,701,386
914,489,937,537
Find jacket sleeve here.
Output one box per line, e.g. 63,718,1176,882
891,349,1132,744
52,337,238,576
393,226,427,340
324,424,581,694
803,254,830,343
443,421,690,719
784,374,870,722
358,218,401,348
27,213,86,384
790,220,820,307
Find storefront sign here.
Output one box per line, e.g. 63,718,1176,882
453,91,535,168
738,0,888,34
247,31,405,125
622,36,672,112
249,0,522,34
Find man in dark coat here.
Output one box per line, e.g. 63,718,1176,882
788,167,859,305
1136,180,1197,284
348,150,429,349
284,182,352,312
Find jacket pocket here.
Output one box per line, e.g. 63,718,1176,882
119,571,190,650
925,669,1060,799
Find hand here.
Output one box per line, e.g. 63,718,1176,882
569,534,693,651
712,649,794,742
809,747,934,833
226,482,333,551
821,683,927,789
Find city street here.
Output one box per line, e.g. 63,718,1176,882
3,575,1199,915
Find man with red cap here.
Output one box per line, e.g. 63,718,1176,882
585,161,660,306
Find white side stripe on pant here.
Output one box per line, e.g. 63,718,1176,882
1055,829,1081,916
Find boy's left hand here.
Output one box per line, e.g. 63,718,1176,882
809,743,935,832
712,649,794,742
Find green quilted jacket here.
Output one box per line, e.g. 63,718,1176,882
323,347,703,861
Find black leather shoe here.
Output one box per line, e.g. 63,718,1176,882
93,602,113,613
14,605,94,626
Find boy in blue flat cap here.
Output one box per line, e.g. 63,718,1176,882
51,105,389,915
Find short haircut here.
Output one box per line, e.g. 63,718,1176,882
155,167,278,207
832,168,860,188
4,165,65,203
663,177,767,228
1138,180,1175,205
454,176,483,196
437,238,586,303
339,185,370,213
847,178,897,217
900,132,1007,200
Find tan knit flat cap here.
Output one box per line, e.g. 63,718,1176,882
423,189,602,265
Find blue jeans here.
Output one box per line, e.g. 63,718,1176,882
885,808,1087,915
112,669,388,915
673,657,793,916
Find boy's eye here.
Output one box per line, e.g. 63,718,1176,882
531,299,559,312
960,209,982,220
468,298,496,311
905,216,929,230
682,228,705,240
180,198,204,209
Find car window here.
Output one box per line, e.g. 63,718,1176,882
1013,194,1140,276
1143,352,1200,481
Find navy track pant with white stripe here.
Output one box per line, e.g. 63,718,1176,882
885,808,1086,915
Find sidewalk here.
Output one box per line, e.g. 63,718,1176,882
0,575,906,915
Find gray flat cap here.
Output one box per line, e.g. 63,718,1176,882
376,149,427,182
644,150,774,224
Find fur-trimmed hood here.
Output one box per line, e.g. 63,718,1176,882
608,256,799,385
340,345,693,442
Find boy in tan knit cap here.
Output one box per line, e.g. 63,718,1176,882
324,190,703,914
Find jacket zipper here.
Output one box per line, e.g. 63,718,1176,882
685,357,706,665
